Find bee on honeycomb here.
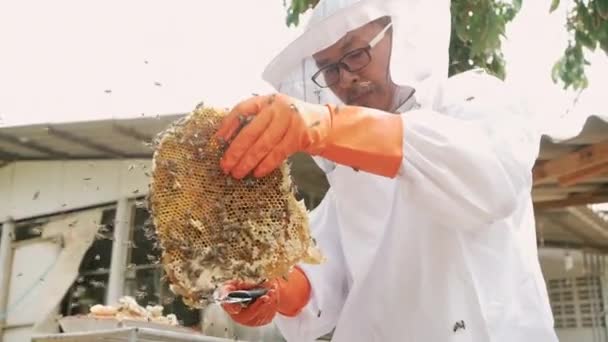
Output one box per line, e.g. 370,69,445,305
147,104,324,308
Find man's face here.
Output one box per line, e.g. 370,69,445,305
312,18,395,111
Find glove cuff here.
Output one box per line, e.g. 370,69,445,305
315,104,404,178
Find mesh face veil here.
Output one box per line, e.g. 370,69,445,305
262,0,451,106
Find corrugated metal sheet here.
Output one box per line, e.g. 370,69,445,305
533,115,608,205
1,113,605,162
0,114,184,161
538,115,608,161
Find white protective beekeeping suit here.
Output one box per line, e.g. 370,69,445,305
262,0,559,341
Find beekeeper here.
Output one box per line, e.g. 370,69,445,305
214,0,559,340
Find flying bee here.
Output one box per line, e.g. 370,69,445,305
162,296,175,305
89,280,105,288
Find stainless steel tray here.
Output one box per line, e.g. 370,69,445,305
31,327,238,342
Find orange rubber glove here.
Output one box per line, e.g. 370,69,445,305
214,93,403,179
221,266,311,327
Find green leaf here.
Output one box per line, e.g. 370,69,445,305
454,19,471,42
550,0,560,12
512,0,522,12
285,0,306,27
486,15,504,51
597,0,608,19
551,59,563,84
575,30,597,51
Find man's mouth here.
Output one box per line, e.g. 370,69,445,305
347,81,374,104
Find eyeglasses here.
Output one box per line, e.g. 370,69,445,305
311,22,393,88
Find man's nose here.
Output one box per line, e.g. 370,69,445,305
337,67,359,89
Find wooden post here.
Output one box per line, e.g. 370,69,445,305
106,198,134,305
0,219,16,339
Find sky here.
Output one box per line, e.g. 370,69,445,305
0,0,606,138
0,0,308,126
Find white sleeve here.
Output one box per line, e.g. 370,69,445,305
274,188,349,342
311,156,336,174
398,74,540,231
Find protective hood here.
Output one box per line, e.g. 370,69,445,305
262,0,451,105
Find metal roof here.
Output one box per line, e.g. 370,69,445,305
536,205,608,251
533,115,608,210
0,114,606,200
0,114,185,164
